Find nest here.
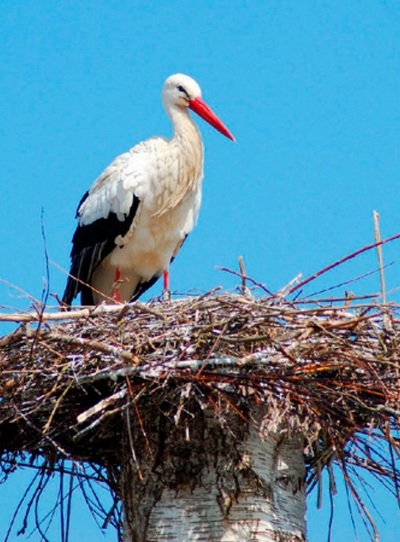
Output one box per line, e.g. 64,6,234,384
1,286,400,539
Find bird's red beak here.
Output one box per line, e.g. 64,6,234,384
189,97,235,141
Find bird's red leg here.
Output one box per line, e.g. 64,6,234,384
162,269,171,301
163,269,169,291
112,267,122,303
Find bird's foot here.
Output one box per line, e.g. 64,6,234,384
162,269,171,301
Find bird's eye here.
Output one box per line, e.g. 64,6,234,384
177,85,189,98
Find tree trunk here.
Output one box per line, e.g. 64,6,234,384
118,406,306,542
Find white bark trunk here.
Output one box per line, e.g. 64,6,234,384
120,409,306,542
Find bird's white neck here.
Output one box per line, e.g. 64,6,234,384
169,106,202,148
168,105,204,178
149,105,203,217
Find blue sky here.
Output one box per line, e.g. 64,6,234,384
1,1,399,540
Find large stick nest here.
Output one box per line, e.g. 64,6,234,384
1,289,400,537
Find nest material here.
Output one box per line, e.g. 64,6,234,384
1,292,400,536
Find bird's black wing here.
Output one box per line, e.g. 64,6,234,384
126,234,189,302
129,275,161,302
62,191,140,305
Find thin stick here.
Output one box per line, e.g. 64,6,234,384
0,301,166,324
277,273,303,298
373,211,392,334
50,259,124,306
238,256,247,296
0,278,40,306
287,231,400,296
373,211,387,305
43,380,75,434
216,265,273,295
77,389,128,424
44,332,138,364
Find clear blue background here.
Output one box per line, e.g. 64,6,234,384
1,1,399,540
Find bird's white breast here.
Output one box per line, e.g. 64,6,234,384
80,135,204,282
111,183,202,280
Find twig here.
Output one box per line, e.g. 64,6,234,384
14,406,69,457
73,407,124,442
216,265,273,295
0,300,167,324
43,380,75,434
40,209,51,310
50,259,125,307
44,332,138,364
133,301,167,321
238,256,251,297
125,402,144,481
277,273,303,298
77,389,128,424
373,211,391,332
0,278,41,306
287,231,400,296
306,263,394,299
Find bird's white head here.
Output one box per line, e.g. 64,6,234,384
162,73,235,141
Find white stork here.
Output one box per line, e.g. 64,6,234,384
62,73,234,305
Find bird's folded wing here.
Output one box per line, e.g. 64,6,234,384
62,150,147,304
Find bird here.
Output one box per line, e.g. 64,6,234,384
62,73,234,306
